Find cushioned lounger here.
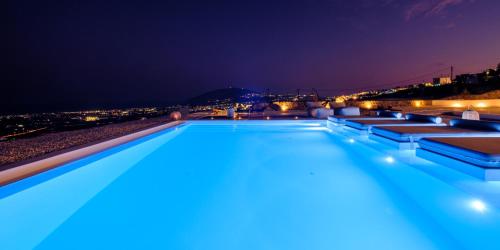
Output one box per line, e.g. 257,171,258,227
345,119,444,131
345,113,444,131
419,137,500,168
371,126,500,142
328,115,401,124
371,119,500,142
328,110,403,124
347,119,445,132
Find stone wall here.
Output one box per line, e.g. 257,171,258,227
346,99,500,111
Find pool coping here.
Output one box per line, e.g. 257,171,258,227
0,120,185,187
416,148,500,181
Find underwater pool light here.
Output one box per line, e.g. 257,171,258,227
385,156,395,163
470,199,487,213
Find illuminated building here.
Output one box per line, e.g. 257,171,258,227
433,77,452,85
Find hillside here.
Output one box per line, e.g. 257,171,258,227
364,82,500,100
442,89,500,100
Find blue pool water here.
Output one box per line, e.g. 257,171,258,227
1,120,500,250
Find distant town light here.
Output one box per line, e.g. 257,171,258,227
266,116,270,120
84,116,99,122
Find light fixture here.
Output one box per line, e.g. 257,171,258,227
476,102,487,108
348,138,355,143
385,156,395,163
470,199,487,213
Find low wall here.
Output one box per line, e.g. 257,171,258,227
430,99,500,108
346,99,500,110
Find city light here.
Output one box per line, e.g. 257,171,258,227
84,116,99,122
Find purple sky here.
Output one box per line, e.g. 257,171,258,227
4,0,500,113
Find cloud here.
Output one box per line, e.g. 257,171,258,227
404,0,469,21
427,0,463,16
405,2,431,21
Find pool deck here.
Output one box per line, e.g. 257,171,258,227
2,117,499,187
0,120,184,187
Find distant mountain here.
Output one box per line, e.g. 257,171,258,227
188,88,263,105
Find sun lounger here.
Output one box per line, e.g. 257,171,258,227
416,137,500,181
328,111,403,123
344,114,444,134
327,110,403,129
370,119,500,149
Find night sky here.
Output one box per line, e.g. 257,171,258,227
4,0,500,113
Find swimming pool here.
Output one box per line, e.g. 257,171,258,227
1,120,499,250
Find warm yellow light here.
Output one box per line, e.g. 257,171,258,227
335,97,346,103
476,102,487,108
451,102,463,108
364,102,373,109
413,101,423,108
274,102,293,112
84,116,99,122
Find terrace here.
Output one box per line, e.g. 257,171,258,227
1,103,500,249
5,0,500,248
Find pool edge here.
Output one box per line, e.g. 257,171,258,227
0,120,185,187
